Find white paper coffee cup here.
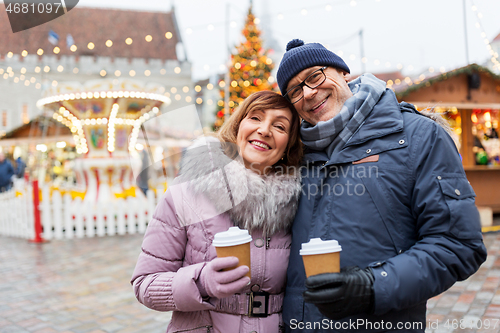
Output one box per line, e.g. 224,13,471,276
213,227,252,278
300,238,342,277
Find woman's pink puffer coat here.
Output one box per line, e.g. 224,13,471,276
131,138,301,333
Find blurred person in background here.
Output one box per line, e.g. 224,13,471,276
0,151,15,192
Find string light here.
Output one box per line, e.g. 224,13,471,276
3,1,460,86
108,103,119,152
470,0,500,70
37,90,170,109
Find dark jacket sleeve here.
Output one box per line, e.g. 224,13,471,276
371,118,487,315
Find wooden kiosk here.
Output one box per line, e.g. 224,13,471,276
395,64,500,213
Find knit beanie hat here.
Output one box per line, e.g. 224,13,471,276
277,39,350,94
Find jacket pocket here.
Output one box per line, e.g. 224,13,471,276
360,176,406,254
438,175,481,239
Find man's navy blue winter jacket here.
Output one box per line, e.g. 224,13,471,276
284,89,487,332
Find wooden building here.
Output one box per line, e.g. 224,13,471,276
395,64,500,212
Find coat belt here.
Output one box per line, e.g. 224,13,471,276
211,292,284,316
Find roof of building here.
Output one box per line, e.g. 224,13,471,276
0,6,181,60
394,63,500,99
1,115,71,140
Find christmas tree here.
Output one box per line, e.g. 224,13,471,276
213,5,278,129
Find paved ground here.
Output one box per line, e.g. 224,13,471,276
426,231,500,333
1,226,500,332
0,234,170,333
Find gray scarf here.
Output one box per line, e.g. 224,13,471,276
300,73,387,158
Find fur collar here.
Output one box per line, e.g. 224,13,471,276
176,137,302,235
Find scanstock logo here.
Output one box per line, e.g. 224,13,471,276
4,0,79,33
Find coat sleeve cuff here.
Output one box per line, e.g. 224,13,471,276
133,272,177,312
172,262,215,311
370,265,391,315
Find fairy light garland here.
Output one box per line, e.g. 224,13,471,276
107,103,119,152
470,0,500,71
37,90,170,109
44,90,164,155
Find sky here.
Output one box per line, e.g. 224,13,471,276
73,0,500,81
4,0,500,81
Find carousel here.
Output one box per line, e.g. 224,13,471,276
36,79,171,203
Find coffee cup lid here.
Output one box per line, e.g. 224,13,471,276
212,227,252,247
299,238,342,255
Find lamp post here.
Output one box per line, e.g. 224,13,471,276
463,0,470,65
224,2,231,124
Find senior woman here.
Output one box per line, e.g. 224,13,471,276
131,90,303,333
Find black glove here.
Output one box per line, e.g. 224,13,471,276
303,266,375,320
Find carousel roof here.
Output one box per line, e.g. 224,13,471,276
0,6,182,61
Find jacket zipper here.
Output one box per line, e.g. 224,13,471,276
266,237,271,249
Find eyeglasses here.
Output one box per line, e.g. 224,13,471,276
283,66,327,104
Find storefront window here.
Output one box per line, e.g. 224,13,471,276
472,109,500,166
441,107,462,150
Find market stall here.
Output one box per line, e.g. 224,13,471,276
395,64,500,212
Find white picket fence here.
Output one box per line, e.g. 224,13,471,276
0,187,35,239
0,183,164,240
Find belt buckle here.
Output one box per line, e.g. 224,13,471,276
248,291,269,317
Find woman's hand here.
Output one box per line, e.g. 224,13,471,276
198,257,250,299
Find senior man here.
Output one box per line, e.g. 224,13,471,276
277,39,487,332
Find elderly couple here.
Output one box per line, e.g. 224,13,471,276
131,40,487,332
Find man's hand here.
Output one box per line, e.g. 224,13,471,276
303,266,375,319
